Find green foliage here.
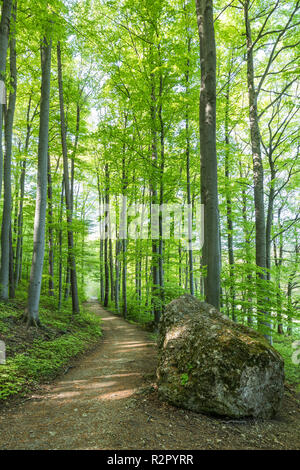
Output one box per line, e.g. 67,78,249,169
180,373,189,386
0,302,102,401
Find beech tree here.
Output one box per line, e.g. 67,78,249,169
27,37,52,326
0,1,16,300
195,0,220,309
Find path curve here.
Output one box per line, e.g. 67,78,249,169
0,302,157,450
0,302,299,450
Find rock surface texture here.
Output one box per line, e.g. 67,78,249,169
157,295,285,419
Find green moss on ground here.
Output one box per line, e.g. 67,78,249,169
0,298,102,401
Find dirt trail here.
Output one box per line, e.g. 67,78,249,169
0,302,299,450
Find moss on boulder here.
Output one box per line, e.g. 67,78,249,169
157,295,284,419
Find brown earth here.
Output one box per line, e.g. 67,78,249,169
0,301,299,450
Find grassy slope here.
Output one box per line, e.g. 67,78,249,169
0,296,102,401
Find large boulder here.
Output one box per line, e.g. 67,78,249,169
157,295,284,419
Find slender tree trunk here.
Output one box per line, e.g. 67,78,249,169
178,241,182,288
158,73,165,309
195,0,220,308
104,163,109,307
0,0,13,199
9,224,14,298
58,178,64,311
47,152,54,296
122,237,127,317
244,0,271,341
97,172,105,303
115,237,120,312
273,216,283,334
57,41,80,315
240,161,253,326
121,116,128,318
185,36,194,296
150,76,161,325
27,37,51,325
109,237,114,302
15,96,36,289
266,157,276,281
224,65,235,321
287,239,298,335
0,3,16,300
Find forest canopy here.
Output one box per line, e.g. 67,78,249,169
0,0,299,347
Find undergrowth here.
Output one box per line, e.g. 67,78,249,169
0,296,102,401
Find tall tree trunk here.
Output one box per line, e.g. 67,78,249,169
266,156,276,281
195,0,220,308
0,3,16,300
158,73,165,309
115,237,120,312
104,163,109,307
0,0,13,199
121,115,128,318
57,41,80,315
244,0,271,341
27,37,51,325
14,95,37,289
109,238,114,302
150,76,161,325
286,240,298,336
224,64,235,321
47,152,54,296
273,212,284,334
97,172,104,303
185,35,194,296
178,241,182,288
58,177,64,311
240,160,253,325
9,224,14,298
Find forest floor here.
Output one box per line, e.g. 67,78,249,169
0,301,299,450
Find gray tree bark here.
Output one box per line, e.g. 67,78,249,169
195,0,220,309
244,0,271,341
224,63,235,321
27,37,51,325
104,163,109,308
47,152,54,296
57,41,80,315
0,0,13,199
0,3,16,300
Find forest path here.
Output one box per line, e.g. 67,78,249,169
0,302,299,450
